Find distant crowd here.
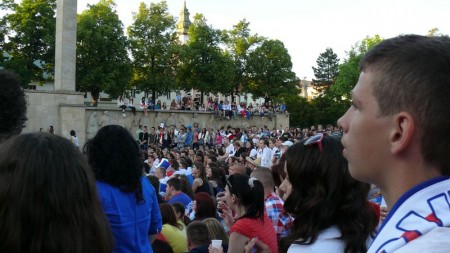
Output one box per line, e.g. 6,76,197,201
118,92,288,120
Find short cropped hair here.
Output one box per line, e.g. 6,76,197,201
360,35,450,175
186,221,210,246
167,177,181,191
251,166,275,190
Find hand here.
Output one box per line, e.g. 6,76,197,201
380,206,389,223
208,244,223,253
217,200,234,228
244,237,272,253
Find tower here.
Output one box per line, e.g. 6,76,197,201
176,0,191,44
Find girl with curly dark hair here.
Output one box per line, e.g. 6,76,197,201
279,134,378,253
84,125,162,253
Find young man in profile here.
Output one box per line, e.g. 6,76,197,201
338,35,450,253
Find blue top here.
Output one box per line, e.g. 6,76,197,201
97,177,162,253
168,191,193,216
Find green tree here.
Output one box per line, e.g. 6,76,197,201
222,19,264,102
246,39,298,99
127,1,178,102
331,35,383,100
0,0,56,86
312,47,339,92
178,14,234,101
76,0,131,105
282,92,312,127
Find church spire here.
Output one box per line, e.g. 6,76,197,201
176,0,191,44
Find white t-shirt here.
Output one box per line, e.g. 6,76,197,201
226,143,235,157
260,147,272,168
287,226,344,253
249,148,258,158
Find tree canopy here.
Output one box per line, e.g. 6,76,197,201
222,19,264,101
127,0,178,101
177,14,234,99
76,0,131,105
246,39,298,99
331,34,383,100
312,47,339,92
0,0,56,86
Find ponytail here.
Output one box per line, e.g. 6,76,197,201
227,174,265,220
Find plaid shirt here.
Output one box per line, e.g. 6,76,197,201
265,192,294,238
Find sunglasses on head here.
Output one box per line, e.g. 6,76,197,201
304,133,324,153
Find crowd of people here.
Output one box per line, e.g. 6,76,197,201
1,34,450,253
118,92,288,120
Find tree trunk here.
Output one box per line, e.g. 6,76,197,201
201,90,204,104
91,89,100,107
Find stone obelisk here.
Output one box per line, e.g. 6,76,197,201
54,0,77,91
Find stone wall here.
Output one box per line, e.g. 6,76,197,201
24,90,289,148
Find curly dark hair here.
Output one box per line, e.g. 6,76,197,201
279,136,377,253
0,69,27,142
0,133,113,252
84,125,144,201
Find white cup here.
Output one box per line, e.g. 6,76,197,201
211,239,222,249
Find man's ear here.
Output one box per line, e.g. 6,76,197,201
390,112,415,154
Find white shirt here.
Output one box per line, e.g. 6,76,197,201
173,168,190,176
226,143,235,157
249,148,258,158
287,226,344,253
271,147,280,161
259,147,272,168
394,227,450,253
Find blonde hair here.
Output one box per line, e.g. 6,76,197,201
203,218,229,245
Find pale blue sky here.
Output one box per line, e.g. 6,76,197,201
60,0,450,79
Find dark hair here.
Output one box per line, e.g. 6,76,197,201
0,133,113,252
70,130,76,137
147,175,160,193
208,154,218,163
194,162,208,182
84,125,144,201
279,136,377,253
226,174,265,221
178,176,194,200
185,157,193,168
179,160,188,169
171,202,191,226
360,35,450,176
209,163,226,189
159,203,183,230
193,192,216,221
152,239,174,253
167,177,181,191
186,221,210,246
271,153,287,187
0,69,27,142
170,159,179,170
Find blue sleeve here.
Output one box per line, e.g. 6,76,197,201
148,180,162,235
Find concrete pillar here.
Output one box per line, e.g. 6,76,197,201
54,0,77,91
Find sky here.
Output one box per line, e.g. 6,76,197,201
36,0,450,80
